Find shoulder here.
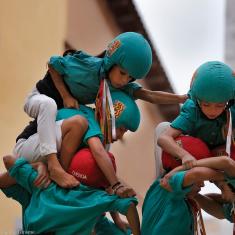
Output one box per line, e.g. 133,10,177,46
181,99,198,112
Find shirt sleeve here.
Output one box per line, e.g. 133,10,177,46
121,82,142,100
8,158,38,194
171,99,197,134
168,171,192,196
81,106,104,145
49,56,67,75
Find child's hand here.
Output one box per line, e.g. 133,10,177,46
160,177,172,192
113,183,136,198
33,162,51,188
179,94,188,103
63,96,79,109
182,154,196,170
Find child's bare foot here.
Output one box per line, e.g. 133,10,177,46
49,166,79,188
3,155,16,169
47,153,79,188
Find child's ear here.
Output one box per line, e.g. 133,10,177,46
3,155,16,170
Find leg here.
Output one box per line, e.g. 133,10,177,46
126,203,140,235
24,88,58,158
47,116,88,188
154,122,170,178
60,115,88,170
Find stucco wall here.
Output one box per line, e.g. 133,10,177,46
0,0,66,232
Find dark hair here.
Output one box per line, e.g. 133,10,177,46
63,49,77,57
96,50,106,58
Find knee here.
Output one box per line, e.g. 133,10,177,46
70,115,88,133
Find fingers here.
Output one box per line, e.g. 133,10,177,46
183,160,195,170
160,178,172,192
115,185,136,198
34,174,51,188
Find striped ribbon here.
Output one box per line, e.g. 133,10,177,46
187,198,206,235
95,79,116,146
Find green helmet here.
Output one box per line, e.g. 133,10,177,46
103,32,152,79
190,61,235,103
111,91,140,132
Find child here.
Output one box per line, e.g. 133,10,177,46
2,90,141,198
157,61,235,198
2,155,140,235
23,31,187,187
163,155,235,232
141,144,226,235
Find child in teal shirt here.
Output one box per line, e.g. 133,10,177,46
2,156,139,235
158,61,235,168
23,31,186,188
1,90,140,199
142,146,235,235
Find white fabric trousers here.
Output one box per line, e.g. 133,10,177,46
23,87,58,157
154,122,170,178
13,120,63,162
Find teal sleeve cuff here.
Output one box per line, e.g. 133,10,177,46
49,56,65,75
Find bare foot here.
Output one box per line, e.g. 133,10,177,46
49,166,80,188
3,155,16,169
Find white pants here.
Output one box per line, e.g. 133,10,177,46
13,120,64,163
154,122,171,178
23,87,58,157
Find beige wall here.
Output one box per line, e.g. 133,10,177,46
0,0,66,232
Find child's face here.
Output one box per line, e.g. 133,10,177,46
109,65,132,88
199,101,226,119
113,126,128,141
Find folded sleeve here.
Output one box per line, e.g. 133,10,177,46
8,158,38,194
121,82,142,100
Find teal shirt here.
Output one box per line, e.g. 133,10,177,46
49,51,141,104
141,171,193,235
56,105,103,146
171,99,235,148
222,175,235,222
7,158,138,235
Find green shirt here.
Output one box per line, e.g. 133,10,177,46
7,158,137,235
56,105,103,146
49,51,141,104
171,99,235,148
141,171,193,235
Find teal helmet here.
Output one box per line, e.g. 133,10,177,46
111,91,140,132
103,32,152,79
190,61,235,103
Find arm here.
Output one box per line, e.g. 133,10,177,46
110,211,130,232
182,167,224,187
3,155,51,188
161,166,224,192
158,126,196,167
87,137,136,198
166,155,235,177
194,193,226,219
133,88,187,104
193,156,235,178
48,64,79,108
